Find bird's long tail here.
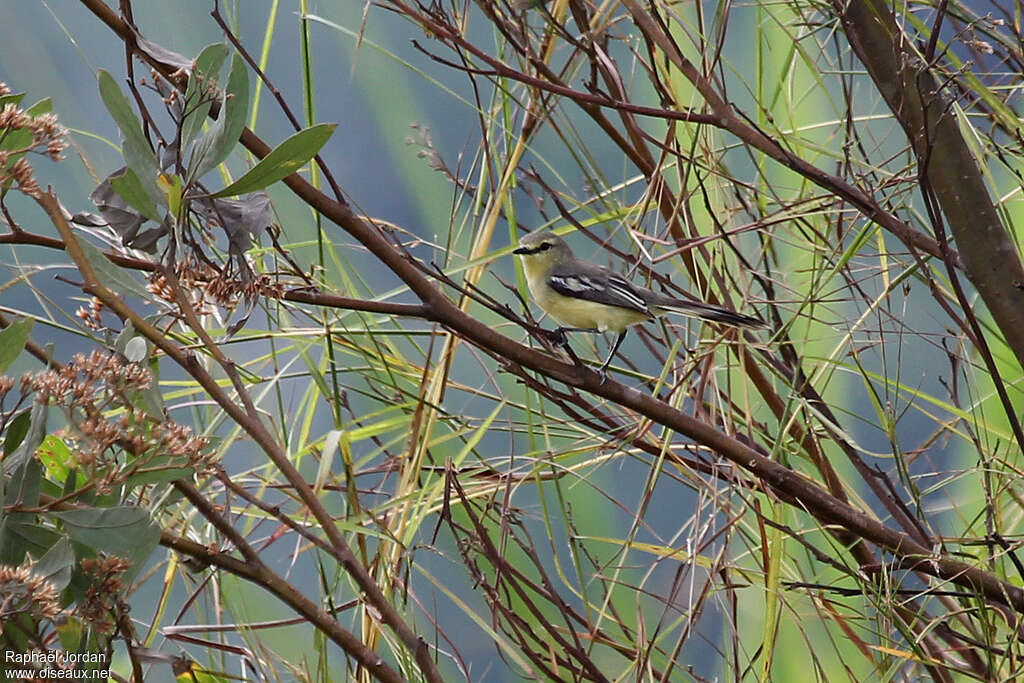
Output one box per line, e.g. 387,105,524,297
657,300,768,329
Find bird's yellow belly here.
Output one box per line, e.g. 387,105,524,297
533,286,649,333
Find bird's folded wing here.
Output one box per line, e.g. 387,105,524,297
547,267,650,314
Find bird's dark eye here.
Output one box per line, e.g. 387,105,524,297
538,242,552,251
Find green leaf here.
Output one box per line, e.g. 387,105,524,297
53,507,161,577
0,318,33,373
0,99,51,183
124,467,194,490
191,53,250,181
210,123,335,197
24,97,53,118
33,537,74,593
56,615,86,651
159,172,183,218
139,353,166,419
113,320,136,356
37,435,74,484
3,410,31,456
109,167,162,222
76,239,150,299
0,91,26,108
97,70,163,208
1,612,34,652
62,468,80,498
174,660,234,683
87,169,149,244
315,430,342,495
4,457,42,509
180,43,229,149
6,400,46,473
0,98,50,148
0,519,60,567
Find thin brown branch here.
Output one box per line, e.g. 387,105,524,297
36,187,443,683
836,0,1024,371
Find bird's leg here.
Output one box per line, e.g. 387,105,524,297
549,326,599,368
596,330,628,383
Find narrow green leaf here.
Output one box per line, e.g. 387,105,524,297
315,430,342,495
62,469,80,498
180,43,229,149
210,123,336,197
192,53,250,180
76,240,150,299
96,70,163,208
0,318,33,373
451,401,505,468
159,172,183,218
109,167,162,222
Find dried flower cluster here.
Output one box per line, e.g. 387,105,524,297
147,262,280,316
20,351,210,489
0,563,63,622
204,272,245,307
74,297,105,331
23,350,151,407
77,555,131,634
406,122,447,174
208,270,281,305
147,264,219,314
0,85,68,198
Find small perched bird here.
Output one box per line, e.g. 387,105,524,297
513,230,767,375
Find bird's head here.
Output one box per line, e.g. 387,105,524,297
512,231,572,276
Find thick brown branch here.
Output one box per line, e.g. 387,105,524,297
836,0,1024,371
231,138,1024,615
159,531,405,683
37,188,442,683
75,0,1024,624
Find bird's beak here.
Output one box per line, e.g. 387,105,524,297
512,246,529,255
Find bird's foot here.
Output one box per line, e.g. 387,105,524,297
546,327,589,369
545,326,569,348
